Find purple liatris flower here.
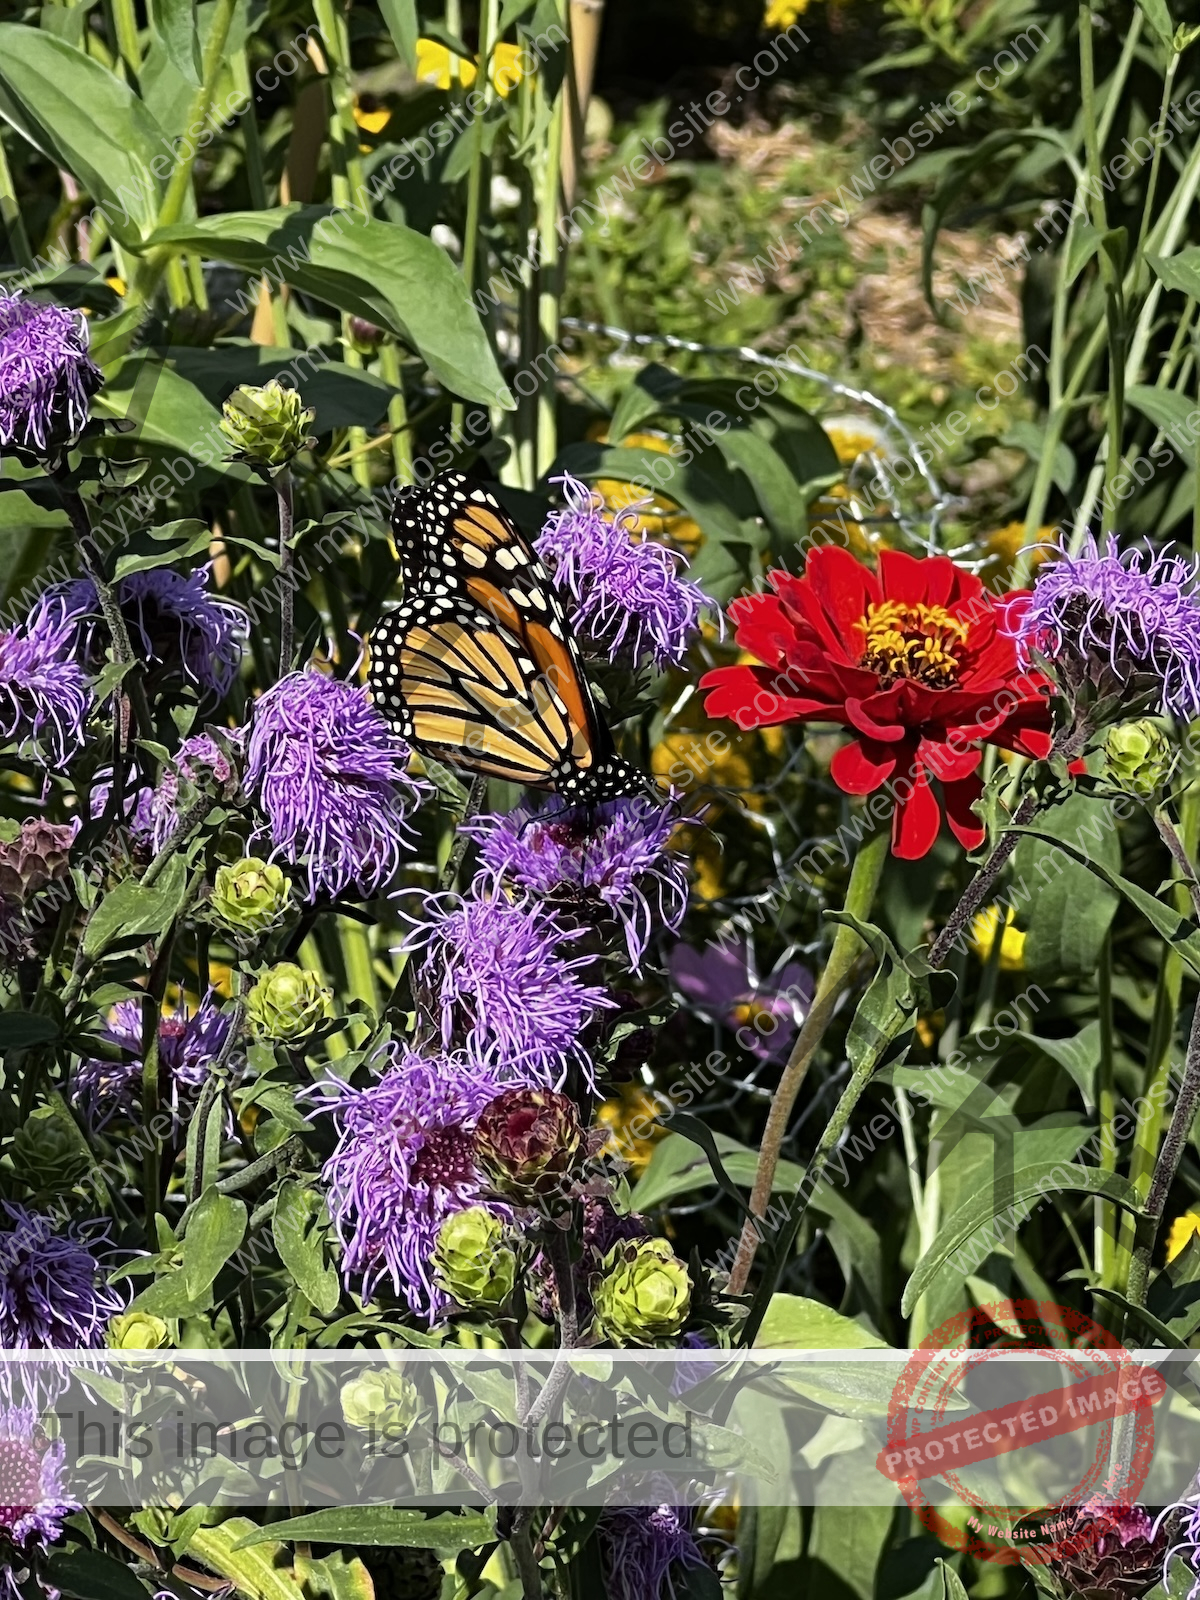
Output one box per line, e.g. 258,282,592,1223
670,937,812,1061
246,669,425,900
404,891,615,1085
315,1047,501,1317
464,797,689,969
0,598,92,765
90,775,155,847
146,730,242,851
536,473,711,670
0,1402,77,1561
0,1203,123,1349
0,290,102,455
73,993,236,1131
597,1505,705,1600
1006,535,1200,718
51,566,246,696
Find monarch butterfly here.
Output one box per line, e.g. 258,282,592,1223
367,471,652,803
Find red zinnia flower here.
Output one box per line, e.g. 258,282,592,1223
700,547,1053,859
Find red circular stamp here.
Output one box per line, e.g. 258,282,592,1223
878,1300,1164,1565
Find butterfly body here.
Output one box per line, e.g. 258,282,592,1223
370,472,651,804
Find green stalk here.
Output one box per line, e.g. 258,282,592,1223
378,339,414,485
452,0,498,444
233,49,269,211
339,917,378,1017
727,824,890,1294
130,0,238,304
1135,47,1181,271
535,8,569,480
0,132,33,271
276,468,294,678
1095,932,1118,1305
109,0,142,76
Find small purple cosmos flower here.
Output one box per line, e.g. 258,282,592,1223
1007,535,1200,719
146,730,242,852
0,598,92,765
597,1505,705,1600
405,891,615,1085
0,1203,124,1349
464,797,689,970
0,1402,77,1573
0,290,102,455
536,473,711,670
315,1046,501,1317
245,669,425,900
51,567,246,697
669,937,812,1061
73,993,236,1131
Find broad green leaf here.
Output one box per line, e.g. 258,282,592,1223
113,520,212,579
1149,1231,1200,1340
144,208,512,408
902,1163,1144,1315
273,1178,340,1316
735,1504,803,1598
46,1550,151,1600
937,1559,971,1600
92,353,235,468
164,345,398,435
182,1185,247,1298
0,25,165,240
148,0,201,84
1127,384,1200,451
0,1010,59,1048
82,856,190,959
753,1294,889,1350
378,0,419,66
185,1519,311,1600
127,1266,213,1317
1148,246,1200,300
1014,794,1120,977
630,1131,805,1212
1136,0,1175,49
808,1506,893,1600
234,1509,496,1553
294,1551,376,1600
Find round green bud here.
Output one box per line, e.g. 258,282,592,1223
210,857,291,938
107,1311,171,1350
9,1107,89,1195
1103,719,1176,800
433,1207,516,1312
220,380,315,470
592,1237,692,1347
245,962,330,1043
340,1369,422,1439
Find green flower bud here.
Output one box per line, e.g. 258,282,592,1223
219,380,315,470
210,857,291,938
108,1311,170,1350
433,1207,516,1312
340,1369,422,1439
1103,719,1176,799
592,1237,691,1347
9,1106,88,1195
245,962,330,1042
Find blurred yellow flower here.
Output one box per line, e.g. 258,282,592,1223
1167,1211,1200,1263
824,424,881,465
915,1011,945,1048
415,37,477,88
491,42,529,96
968,905,1025,970
598,1084,668,1172
352,97,391,134
765,0,810,22
105,274,126,297
982,521,1058,580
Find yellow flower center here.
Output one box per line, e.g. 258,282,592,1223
857,601,968,688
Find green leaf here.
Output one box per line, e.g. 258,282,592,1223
294,1551,376,1600
1013,794,1120,977
1148,246,1200,300
82,856,190,959
113,520,212,579
753,1294,889,1350
1088,1287,1185,1348
46,1550,151,1600
664,1113,755,1220
0,25,165,240
1136,0,1175,49
735,1505,803,1598
185,1519,312,1600
0,1010,59,1048
630,1131,804,1212
147,0,201,84
808,1507,893,1600
163,345,399,435
377,0,419,66
936,1558,970,1600
91,353,234,467
233,1509,496,1553
182,1184,247,1299
1127,384,1200,451
552,441,751,551
144,208,512,408
273,1179,340,1316
127,1266,212,1317
1149,1231,1200,1340
902,1164,1145,1315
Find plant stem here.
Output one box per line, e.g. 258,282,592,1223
378,340,414,484
276,469,295,678
1126,997,1200,1311
535,10,568,479
0,131,33,271
727,823,889,1294
109,0,142,75
1095,932,1118,1304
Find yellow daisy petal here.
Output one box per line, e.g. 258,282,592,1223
967,905,1026,971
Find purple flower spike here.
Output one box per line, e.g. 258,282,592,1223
74,992,237,1131
0,290,102,455
0,1203,123,1350
597,1505,705,1600
0,597,92,764
536,473,711,670
0,1402,77,1556
52,567,245,697
315,1047,502,1317
465,797,689,970
146,730,242,852
405,891,615,1085
670,937,811,1061
1007,534,1200,719
246,669,425,900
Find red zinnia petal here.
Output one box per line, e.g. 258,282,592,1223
892,759,942,859
830,736,899,794
942,774,986,850
700,664,838,730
